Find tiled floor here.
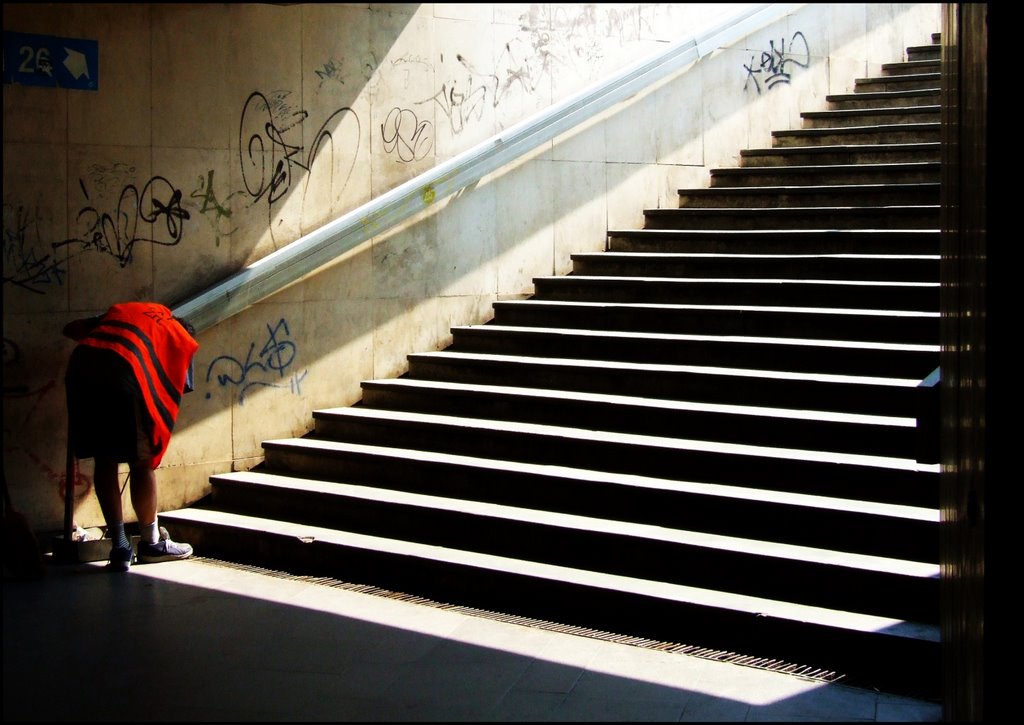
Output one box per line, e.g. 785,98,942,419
4,556,942,722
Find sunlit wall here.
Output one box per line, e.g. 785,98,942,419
2,3,940,533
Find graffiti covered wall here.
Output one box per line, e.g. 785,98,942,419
2,3,941,534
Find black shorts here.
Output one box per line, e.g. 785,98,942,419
65,345,153,463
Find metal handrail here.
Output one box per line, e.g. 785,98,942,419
173,3,800,333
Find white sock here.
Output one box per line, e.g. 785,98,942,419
141,520,159,545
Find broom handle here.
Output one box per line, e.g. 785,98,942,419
64,416,74,543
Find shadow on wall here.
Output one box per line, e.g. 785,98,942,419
1,3,939,531
1,2,421,530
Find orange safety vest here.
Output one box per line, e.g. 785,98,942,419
78,302,199,467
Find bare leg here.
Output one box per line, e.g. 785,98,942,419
92,457,124,529
94,457,132,565
130,459,192,562
128,459,157,527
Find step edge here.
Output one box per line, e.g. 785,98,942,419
208,471,939,571
161,508,940,642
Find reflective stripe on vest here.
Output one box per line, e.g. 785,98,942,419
79,302,198,466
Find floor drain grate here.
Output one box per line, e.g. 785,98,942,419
193,556,847,685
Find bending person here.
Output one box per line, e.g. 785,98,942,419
63,301,199,572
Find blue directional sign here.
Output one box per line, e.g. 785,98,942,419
4,31,99,91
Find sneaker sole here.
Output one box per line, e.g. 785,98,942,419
138,551,193,564
107,551,134,572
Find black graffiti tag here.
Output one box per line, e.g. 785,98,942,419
239,91,309,209
53,176,189,267
423,67,488,136
2,203,66,294
239,91,360,224
381,107,433,162
743,31,811,94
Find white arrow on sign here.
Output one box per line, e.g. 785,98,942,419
63,48,90,80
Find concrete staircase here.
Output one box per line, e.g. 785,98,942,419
163,34,942,699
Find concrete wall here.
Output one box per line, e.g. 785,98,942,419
3,3,941,535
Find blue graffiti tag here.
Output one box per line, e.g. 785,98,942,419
205,318,308,405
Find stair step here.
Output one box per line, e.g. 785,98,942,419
204,465,938,621
853,73,940,92
531,275,938,310
253,437,937,532
449,325,939,379
881,59,939,76
158,505,941,695
771,123,939,147
800,105,938,129
710,162,939,186
905,45,941,62
678,182,939,208
406,351,926,418
607,229,938,255
264,425,938,513
490,298,939,345
570,252,939,281
826,89,939,110
207,469,937,565
217,462,938,565
359,376,922,458
171,31,946,702
854,72,940,91
643,205,938,229
740,144,939,167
